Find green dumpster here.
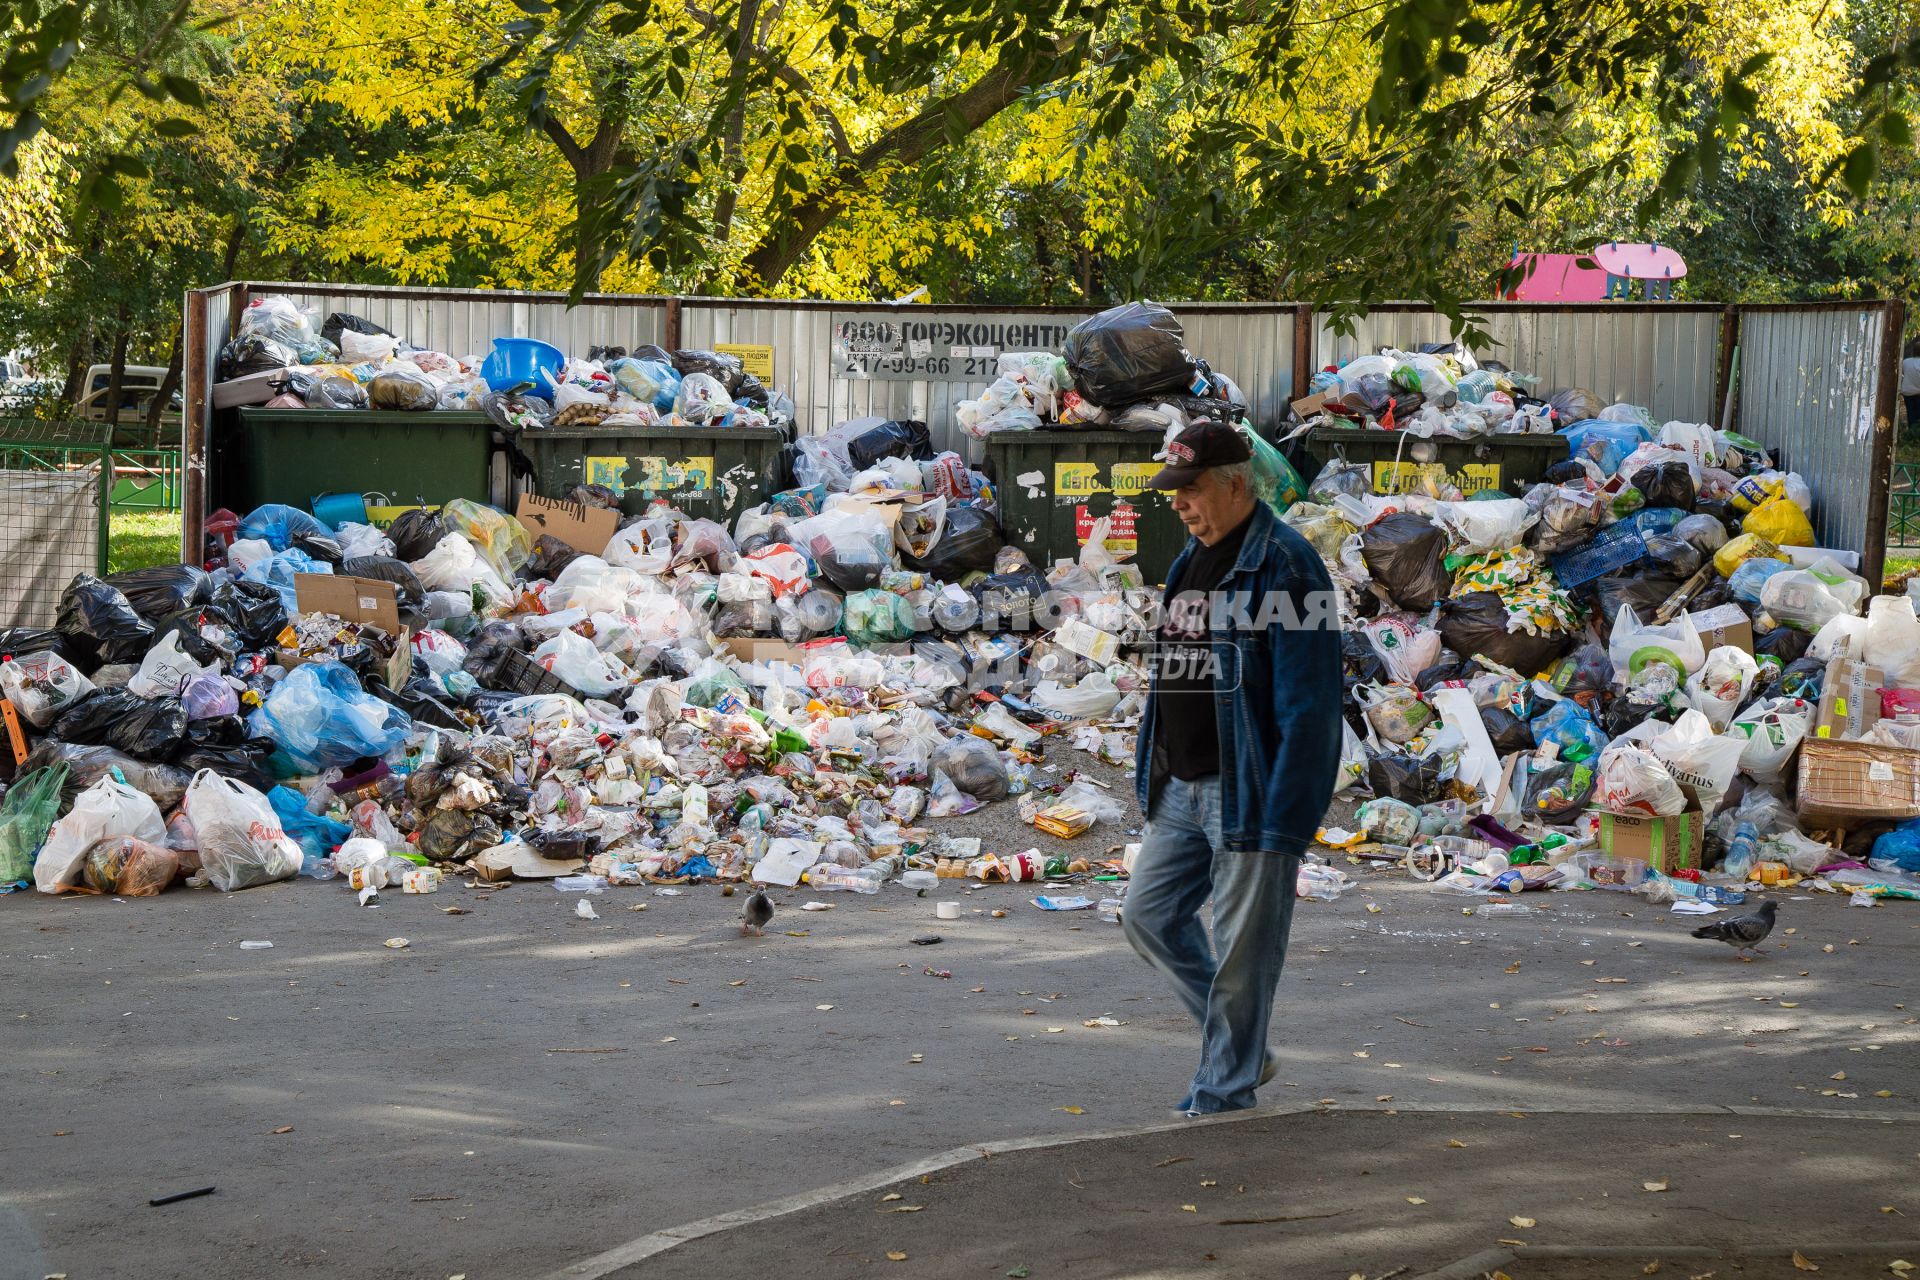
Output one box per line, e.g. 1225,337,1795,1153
517,424,789,525
222,409,495,513
1304,426,1569,498
985,430,1187,585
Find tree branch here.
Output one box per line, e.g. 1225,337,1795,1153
542,115,589,176
683,1,853,160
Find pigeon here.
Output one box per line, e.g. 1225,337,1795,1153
741,889,774,937
1691,899,1778,959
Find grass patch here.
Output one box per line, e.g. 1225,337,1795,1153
108,510,182,574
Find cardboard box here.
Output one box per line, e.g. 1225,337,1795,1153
1795,737,1920,828
293,573,401,634
1592,809,1707,875
1814,657,1884,741
1686,603,1754,657
718,637,817,665
213,368,295,409
1290,390,1333,419
515,493,621,555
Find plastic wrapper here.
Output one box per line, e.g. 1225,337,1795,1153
1532,698,1610,762
126,631,218,700
1354,682,1433,745
1761,563,1865,633
607,357,681,409
1357,796,1420,843
57,574,155,668
1729,696,1811,784
184,771,303,891
1728,557,1792,606
902,506,1003,579
1648,710,1744,814
1,651,95,727
534,630,634,696
1361,513,1451,610
1743,494,1815,547
238,503,331,551
1608,605,1705,684
83,835,179,896
268,785,351,859
670,348,746,392
1683,645,1759,731
526,534,583,581
219,332,297,380
1062,302,1198,407
1639,533,1703,580
793,509,893,591
1309,459,1371,504
248,661,412,772
0,764,67,885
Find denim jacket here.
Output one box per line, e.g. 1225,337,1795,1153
1135,501,1344,855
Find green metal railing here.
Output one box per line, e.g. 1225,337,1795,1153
1892,461,1920,550
0,420,113,625
111,448,183,511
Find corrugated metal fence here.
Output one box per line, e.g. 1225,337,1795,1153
181,283,1902,579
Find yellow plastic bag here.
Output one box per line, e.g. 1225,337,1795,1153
441,498,533,578
1713,532,1786,578
1742,494,1814,548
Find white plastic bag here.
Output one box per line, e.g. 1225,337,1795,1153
33,775,168,893
339,328,399,361
415,532,511,605
1730,696,1812,785
1649,710,1745,814
1595,744,1688,816
1030,674,1122,720
1658,421,1720,470
1683,645,1758,732
184,770,304,891
1433,498,1537,554
128,631,218,699
1865,595,1920,685
0,651,94,727
227,537,274,574
1608,605,1705,684
534,629,635,697
335,522,396,560
1760,559,1866,633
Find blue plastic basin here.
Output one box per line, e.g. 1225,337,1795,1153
480,337,566,399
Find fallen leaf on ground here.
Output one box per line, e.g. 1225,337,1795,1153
728,979,746,987
886,1252,908,1262
816,1005,834,1011
1182,1204,1197,1212
1511,1216,1536,1228
271,1126,293,1134
1644,1179,1669,1193
1831,1071,1848,1081
1405,1196,1427,1205
882,1193,902,1202
1059,1105,1085,1115
885,1205,924,1213
1447,1139,1467,1149
1792,1251,1819,1272
1644,1262,1661,1275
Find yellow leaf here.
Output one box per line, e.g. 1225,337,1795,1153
1181,1204,1197,1212
1644,1179,1669,1193
1447,1139,1467,1149
1406,1196,1427,1205
1643,1263,1661,1276
1510,1216,1537,1228
881,1193,901,1202
887,1252,908,1262
1059,1105,1085,1115
1792,1250,1820,1271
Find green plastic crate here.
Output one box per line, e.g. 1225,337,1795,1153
985,430,1187,585
223,409,494,513
1304,426,1569,497
518,424,790,524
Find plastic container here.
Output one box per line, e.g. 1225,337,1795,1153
481,337,566,397
1568,850,1651,889
900,869,939,893
805,863,882,893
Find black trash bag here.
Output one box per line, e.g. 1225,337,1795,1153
1540,459,1592,485
370,675,467,730
813,535,889,592
209,579,289,652
307,375,369,410
1755,625,1812,666
670,349,746,393
1546,643,1615,702
1602,691,1683,740
1520,758,1597,821
151,611,236,667
1694,498,1744,537
219,332,297,380
179,715,250,750
1688,574,1737,615
1630,462,1696,512
1415,658,1482,691
1778,655,1826,701
1361,513,1452,610
1640,533,1703,581
974,568,1051,630
1109,394,1240,432
1480,705,1536,756
563,483,622,509
320,312,396,348
904,507,1003,579
340,556,426,610
53,690,188,761
292,533,346,566
524,535,582,582
1436,592,1577,675
1590,574,1686,633
102,566,216,622
1368,749,1447,805
847,420,933,471
911,637,971,683
175,740,277,791
389,509,452,562
586,345,627,363
0,626,83,665
1062,301,1199,408
58,574,155,669
462,620,528,688
732,373,769,409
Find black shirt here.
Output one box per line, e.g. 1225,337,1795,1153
1152,512,1253,783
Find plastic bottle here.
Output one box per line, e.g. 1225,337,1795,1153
804,863,883,893
899,868,939,893
1477,902,1539,917
1724,820,1760,879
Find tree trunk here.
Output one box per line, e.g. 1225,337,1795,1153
145,329,183,445
104,317,130,430
56,338,92,414
705,0,762,281
735,38,1074,291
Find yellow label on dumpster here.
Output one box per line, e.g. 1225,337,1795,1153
584,455,716,495
1055,461,1103,498
1110,461,1164,496
1372,460,1502,495
713,343,774,382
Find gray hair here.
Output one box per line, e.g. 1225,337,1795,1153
1208,461,1253,492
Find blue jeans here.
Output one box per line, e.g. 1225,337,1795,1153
1122,774,1301,1114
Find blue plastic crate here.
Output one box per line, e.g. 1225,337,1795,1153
1550,524,1647,588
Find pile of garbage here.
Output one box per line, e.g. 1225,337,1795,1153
217,295,791,432
958,301,1248,439
3,414,1157,900
1295,345,1920,907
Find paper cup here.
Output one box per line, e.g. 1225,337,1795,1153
935,900,962,920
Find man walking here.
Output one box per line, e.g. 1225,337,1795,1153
1123,422,1343,1116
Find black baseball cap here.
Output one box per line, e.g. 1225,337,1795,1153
1148,422,1253,490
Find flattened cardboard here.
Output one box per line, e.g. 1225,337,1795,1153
1796,737,1920,827
1815,656,1885,741
1593,809,1706,875
719,637,814,665
515,493,621,555
293,574,401,633
1290,390,1333,419
836,493,909,528
472,840,584,881
1686,604,1754,657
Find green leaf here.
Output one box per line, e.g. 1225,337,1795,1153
1500,195,1526,217
159,74,204,107
1883,112,1913,150
154,117,199,138
1841,142,1878,198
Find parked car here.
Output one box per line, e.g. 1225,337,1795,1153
76,364,181,424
